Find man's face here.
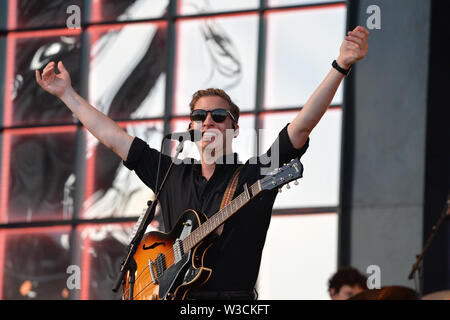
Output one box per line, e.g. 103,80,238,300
329,284,365,300
191,96,238,159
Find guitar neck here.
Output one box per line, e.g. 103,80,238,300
182,180,262,252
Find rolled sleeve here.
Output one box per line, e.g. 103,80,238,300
123,137,149,171
277,123,309,163
253,124,309,178
122,137,171,192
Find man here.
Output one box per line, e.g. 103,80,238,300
328,267,368,300
36,26,369,299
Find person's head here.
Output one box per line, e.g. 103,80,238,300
189,88,240,160
328,267,367,300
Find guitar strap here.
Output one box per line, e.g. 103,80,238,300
220,164,244,210
211,164,243,238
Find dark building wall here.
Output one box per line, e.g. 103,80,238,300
422,0,450,294
339,0,443,292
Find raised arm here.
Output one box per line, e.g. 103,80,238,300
36,61,133,161
287,26,370,148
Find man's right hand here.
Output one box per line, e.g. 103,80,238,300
35,60,133,161
35,61,72,98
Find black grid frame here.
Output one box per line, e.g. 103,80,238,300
0,0,347,300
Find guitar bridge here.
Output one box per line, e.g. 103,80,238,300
148,259,158,284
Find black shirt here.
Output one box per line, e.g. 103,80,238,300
123,124,309,292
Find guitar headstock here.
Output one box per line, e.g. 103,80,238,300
260,158,303,192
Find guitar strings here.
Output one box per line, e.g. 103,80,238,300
127,202,235,291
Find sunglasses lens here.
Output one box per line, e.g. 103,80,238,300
190,109,231,123
190,110,207,122
211,109,228,123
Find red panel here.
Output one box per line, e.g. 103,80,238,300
77,222,134,300
4,28,82,128
0,126,78,223
87,21,167,61
0,226,71,300
7,0,17,30
83,120,163,219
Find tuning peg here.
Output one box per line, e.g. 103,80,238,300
294,180,299,186
286,183,290,189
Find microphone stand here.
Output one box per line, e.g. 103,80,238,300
407,191,450,296
112,136,189,297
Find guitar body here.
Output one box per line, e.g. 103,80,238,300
122,209,213,300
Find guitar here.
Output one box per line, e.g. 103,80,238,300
121,158,304,300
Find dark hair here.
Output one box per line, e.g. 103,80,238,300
189,88,240,124
328,267,368,293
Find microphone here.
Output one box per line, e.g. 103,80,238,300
164,129,202,142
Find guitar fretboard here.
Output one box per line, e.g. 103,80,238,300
182,181,261,253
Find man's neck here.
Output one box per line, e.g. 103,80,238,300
201,162,216,181
200,147,234,181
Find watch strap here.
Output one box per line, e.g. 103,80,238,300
332,59,351,76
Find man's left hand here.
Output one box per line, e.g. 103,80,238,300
336,25,370,69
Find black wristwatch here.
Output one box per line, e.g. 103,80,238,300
332,60,351,76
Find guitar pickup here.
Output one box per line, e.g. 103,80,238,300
155,253,166,278
173,239,184,264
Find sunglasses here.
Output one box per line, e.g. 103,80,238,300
190,108,236,123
